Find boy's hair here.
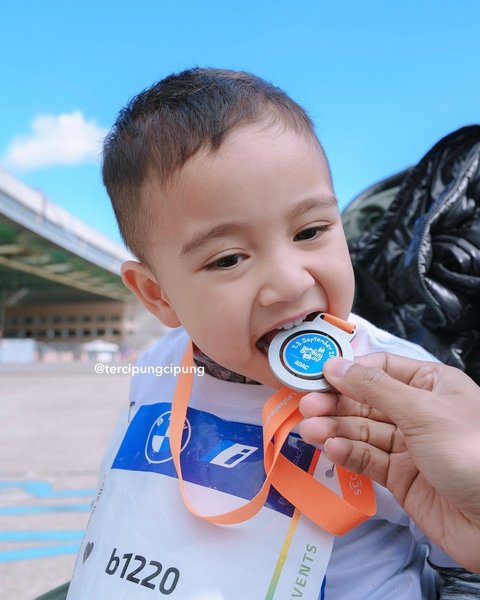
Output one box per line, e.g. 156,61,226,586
102,67,320,264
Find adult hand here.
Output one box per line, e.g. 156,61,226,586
298,353,480,573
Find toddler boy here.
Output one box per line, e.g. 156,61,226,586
67,68,471,599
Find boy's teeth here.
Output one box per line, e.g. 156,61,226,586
280,317,305,331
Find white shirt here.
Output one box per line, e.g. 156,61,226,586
68,315,456,600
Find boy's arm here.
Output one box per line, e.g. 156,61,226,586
432,564,480,599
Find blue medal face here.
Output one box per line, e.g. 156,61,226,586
268,313,355,391
281,331,340,379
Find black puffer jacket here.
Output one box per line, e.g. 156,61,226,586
344,126,480,384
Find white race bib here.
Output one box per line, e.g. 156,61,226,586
67,402,335,599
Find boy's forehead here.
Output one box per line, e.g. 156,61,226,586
140,123,334,249
215,121,323,159
171,124,328,189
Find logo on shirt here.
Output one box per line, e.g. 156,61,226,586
202,441,258,469
145,411,191,464
113,402,316,518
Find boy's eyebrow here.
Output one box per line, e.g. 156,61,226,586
181,222,247,256
286,195,338,220
180,195,338,257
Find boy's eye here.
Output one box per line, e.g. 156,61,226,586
206,254,245,270
294,225,330,242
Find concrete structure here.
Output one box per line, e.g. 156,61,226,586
0,167,165,362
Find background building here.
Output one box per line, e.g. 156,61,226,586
0,166,165,363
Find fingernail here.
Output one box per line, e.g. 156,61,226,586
327,357,353,378
324,438,333,455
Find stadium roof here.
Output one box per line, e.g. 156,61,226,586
0,166,132,305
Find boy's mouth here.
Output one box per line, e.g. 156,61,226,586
256,312,319,355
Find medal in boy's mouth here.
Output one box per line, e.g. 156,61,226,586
256,311,320,355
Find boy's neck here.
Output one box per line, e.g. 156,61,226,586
193,344,260,385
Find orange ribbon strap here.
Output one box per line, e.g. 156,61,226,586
169,320,376,536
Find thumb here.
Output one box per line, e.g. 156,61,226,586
323,357,424,427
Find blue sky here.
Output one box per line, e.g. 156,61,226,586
1,1,479,247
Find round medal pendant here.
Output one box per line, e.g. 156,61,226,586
268,313,356,392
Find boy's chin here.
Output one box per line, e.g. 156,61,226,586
229,361,282,389
251,368,283,390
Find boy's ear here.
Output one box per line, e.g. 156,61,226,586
121,261,181,328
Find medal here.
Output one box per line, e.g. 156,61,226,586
268,313,356,392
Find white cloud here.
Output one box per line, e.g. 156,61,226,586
3,111,108,171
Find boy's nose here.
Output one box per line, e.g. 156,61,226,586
257,261,316,306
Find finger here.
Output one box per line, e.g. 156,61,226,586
323,437,390,487
352,352,446,392
323,357,428,425
300,391,393,423
299,392,338,418
298,415,401,452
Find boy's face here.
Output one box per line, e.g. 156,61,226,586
128,123,355,388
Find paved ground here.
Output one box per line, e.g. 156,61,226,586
0,363,131,599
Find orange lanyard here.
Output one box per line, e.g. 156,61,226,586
169,341,376,536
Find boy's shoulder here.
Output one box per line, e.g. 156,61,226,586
136,326,189,367
128,327,189,408
350,313,439,363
